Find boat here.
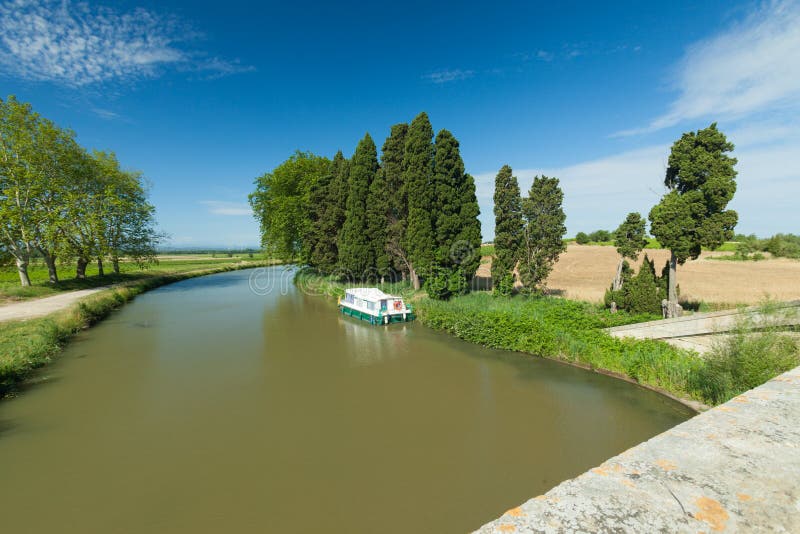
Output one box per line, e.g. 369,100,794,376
337,288,415,325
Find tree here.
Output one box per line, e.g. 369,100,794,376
455,172,482,287
575,231,590,245
402,112,435,289
649,123,738,317
366,158,391,280
338,133,378,280
306,151,348,273
611,212,647,291
0,96,41,286
492,165,523,295
588,229,611,242
519,176,566,292
382,124,410,279
432,129,463,266
249,151,330,261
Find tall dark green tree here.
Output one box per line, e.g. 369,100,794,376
382,124,409,279
304,151,349,273
519,175,567,292
338,133,379,279
432,129,463,266
649,123,738,317
492,165,523,295
455,172,482,285
402,112,435,289
366,162,391,280
612,212,648,291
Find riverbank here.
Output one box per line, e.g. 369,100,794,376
295,269,799,409
0,260,280,397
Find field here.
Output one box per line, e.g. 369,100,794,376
0,253,268,304
477,244,800,305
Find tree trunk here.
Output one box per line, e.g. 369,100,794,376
76,258,88,279
112,258,120,275
612,258,624,291
409,264,420,290
662,251,682,318
97,258,104,277
16,257,31,287
41,251,59,283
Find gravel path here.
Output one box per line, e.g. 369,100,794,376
0,287,112,323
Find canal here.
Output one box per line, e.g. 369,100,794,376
0,266,693,533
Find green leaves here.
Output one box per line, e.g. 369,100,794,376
492,165,523,287
650,124,738,264
614,212,647,260
519,175,567,292
249,151,330,261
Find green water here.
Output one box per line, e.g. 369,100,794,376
0,267,692,533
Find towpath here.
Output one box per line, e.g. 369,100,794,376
0,287,111,323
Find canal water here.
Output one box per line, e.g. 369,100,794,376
0,267,692,533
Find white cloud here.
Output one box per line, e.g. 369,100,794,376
200,201,252,216
422,68,475,84
474,121,800,239
0,0,253,86
617,0,800,136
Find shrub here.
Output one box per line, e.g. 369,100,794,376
575,231,590,245
605,255,666,314
693,311,799,404
589,229,612,242
493,273,515,296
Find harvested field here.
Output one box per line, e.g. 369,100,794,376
476,244,800,305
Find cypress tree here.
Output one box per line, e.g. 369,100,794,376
519,175,567,292
338,133,378,280
366,165,391,280
382,124,409,278
456,172,482,285
649,123,737,317
402,112,435,289
432,129,463,266
304,161,334,270
307,150,348,273
492,165,523,295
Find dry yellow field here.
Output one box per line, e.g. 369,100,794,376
478,244,800,305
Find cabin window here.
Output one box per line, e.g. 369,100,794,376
367,301,375,310
380,300,387,311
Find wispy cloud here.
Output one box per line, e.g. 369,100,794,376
200,201,252,216
616,0,800,136
0,0,253,87
422,68,475,84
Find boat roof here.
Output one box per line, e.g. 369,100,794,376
345,287,401,301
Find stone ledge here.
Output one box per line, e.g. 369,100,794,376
475,366,800,533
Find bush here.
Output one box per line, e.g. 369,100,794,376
605,254,666,315
589,229,612,242
575,232,590,245
693,307,799,404
493,273,515,296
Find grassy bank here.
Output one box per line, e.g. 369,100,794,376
0,253,269,304
296,270,799,408
0,260,278,397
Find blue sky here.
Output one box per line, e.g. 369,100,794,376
1,0,798,247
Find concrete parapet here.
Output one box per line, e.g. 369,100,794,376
475,365,800,533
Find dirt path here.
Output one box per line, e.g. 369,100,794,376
0,286,111,323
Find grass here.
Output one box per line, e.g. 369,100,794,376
0,259,279,397
0,253,269,303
